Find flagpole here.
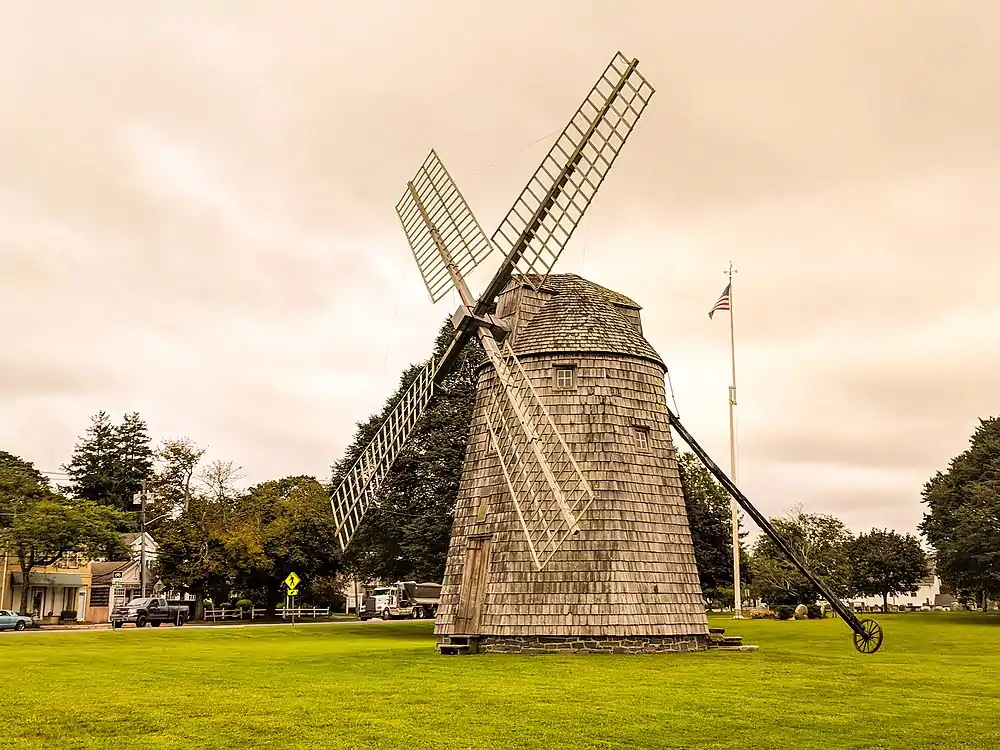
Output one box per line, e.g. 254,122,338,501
726,262,743,619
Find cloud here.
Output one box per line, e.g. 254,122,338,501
1,1,998,540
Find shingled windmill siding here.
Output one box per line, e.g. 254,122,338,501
435,274,710,653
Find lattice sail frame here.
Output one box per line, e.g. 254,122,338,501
331,52,653,555
484,341,596,569
330,360,436,550
396,150,495,303
490,52,655,291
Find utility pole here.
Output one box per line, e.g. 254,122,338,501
137,478,148,598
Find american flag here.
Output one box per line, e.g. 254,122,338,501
708,283,731,319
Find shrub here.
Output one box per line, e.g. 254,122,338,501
749,609,775,620
807,604,823,619
236,599,253,609
59,610,77,622
775,605,795,621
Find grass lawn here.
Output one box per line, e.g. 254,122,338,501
1,613,998,749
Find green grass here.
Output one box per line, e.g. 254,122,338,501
2,613,998,749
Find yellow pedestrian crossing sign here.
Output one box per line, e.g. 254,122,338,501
284,572,300,590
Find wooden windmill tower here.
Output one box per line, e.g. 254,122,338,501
331,52,886,655
332,52,709,653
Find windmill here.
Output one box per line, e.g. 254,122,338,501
330,52,884,654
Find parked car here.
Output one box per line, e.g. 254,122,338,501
110,597,187,628
0,610,33,631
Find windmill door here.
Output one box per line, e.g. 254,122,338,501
453,535,492,634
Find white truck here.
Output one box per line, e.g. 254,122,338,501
359,581,442,621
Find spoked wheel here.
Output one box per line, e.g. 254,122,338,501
853,618,884,654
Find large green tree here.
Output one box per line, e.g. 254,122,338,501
154,489,232,608
750,506,855,606
229,476,342,610
1,451,127,613
676,451,750,603
920,417,1000,609
850,529,928,613
335,319,484,583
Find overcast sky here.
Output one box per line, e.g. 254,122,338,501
3,1,998,539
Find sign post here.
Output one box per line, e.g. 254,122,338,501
284,572,301,625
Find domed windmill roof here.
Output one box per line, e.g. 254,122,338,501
507,273,665,367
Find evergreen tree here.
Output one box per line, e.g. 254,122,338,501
676,452,750,603
115,412,154,510
334,318,484,583
62,411,154,516
62,411,119,507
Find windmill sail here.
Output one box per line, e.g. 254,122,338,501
478,52,655,309
483,341,595,569
396,150,495,304
330,360,436,550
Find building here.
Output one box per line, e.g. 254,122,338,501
121,532,159,564
2,552,91,623
852,554,957,610
1,530,183,623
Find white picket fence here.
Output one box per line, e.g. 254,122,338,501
202,606,331,621
203,607,268,621
280,607,330,619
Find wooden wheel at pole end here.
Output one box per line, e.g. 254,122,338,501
853,618,884,654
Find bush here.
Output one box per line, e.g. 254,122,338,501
749,609,775,620
775,605,795,621
236,599,253,609
807,604,823,619
59,610,77,622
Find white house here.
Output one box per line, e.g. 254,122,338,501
851,555,956,610
121,532,159,564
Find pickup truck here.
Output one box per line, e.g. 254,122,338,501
110,597,187,628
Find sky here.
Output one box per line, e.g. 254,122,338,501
3,1,998,539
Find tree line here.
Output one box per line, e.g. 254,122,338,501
2,320,997,616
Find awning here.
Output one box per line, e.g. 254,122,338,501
11,572,83,586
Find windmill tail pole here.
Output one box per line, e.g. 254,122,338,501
666,408,874,642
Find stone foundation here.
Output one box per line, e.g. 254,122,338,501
475,634,712,654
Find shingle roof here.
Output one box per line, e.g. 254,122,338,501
515,273,642,309
509,274,664,366
90,561,133,585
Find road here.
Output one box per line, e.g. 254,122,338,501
1,618,386,635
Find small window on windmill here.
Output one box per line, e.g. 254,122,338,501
554,365,575,389
634,426,650,452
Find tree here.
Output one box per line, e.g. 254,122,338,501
919,417,1000,610
154,491,231,608
849,529,928,613
154,437,206,515
1,452,128,613
750,505,855,606
114,412,155,509
61,411,119,506
676,452,750,603
232,476,343,610
335,318,484,583
62,411,154,515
